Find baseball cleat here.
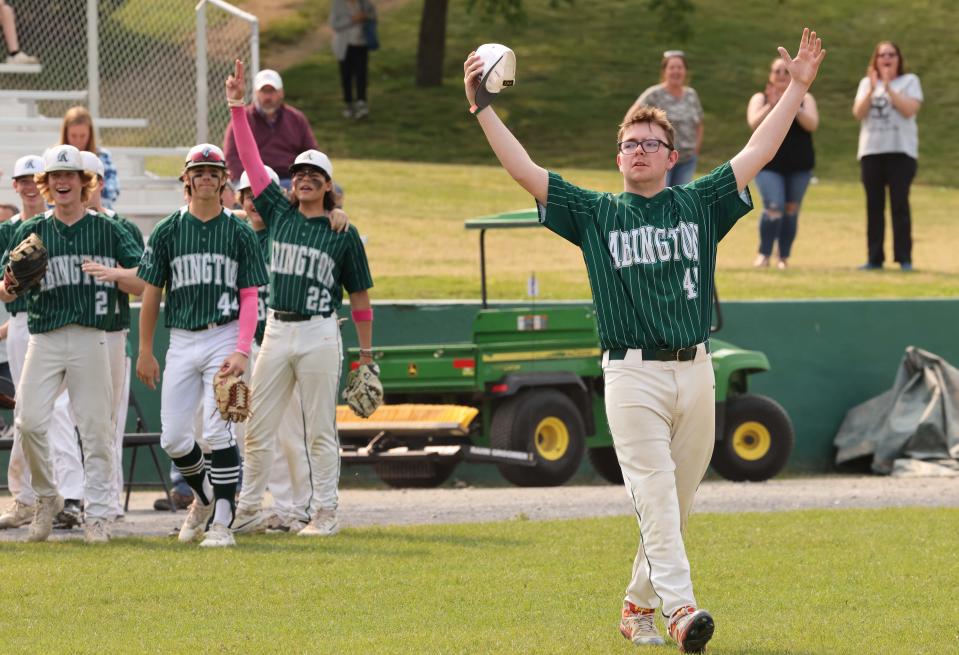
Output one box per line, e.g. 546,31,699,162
620,601,665,646
83,519,111,544
0,500,35,529
26,495,64,543
231,507,267,534
178,499,214,543
199,522,236,548
54,498,83,529
668,605,714,653
298,508,339,537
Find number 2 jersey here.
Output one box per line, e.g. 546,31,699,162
1,209,144,334
252,182,372,317
137,206,268,330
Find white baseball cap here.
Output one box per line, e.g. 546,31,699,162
80,151,105,178
289,149,333,179
474,43,516,110
42,145,84,173
236,166,280,192
184,143,228,171
254,69,283,91
12,154,43,178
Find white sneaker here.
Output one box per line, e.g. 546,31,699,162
620,601,665,646
0,500,35,529
298,508,339,537
199,522,236,548
232,507,266,534
342,102,355,119
353,100,369,119
178,499,214,543
84,519,111,544
5,52,39,65
265,514,308,534
27,495,64,543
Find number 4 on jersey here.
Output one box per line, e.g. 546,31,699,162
683,266,699,300
217,291,239,317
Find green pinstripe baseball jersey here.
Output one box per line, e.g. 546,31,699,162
539,162,752,351
254,227,269,345
2,210,143,334
137,207,269,330
103,209,144,332
252,182,373,316
0,213,40,316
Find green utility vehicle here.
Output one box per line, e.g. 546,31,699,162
342,210,794,488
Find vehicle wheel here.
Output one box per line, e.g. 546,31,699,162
588,446,623,485
373,460,458,488
711,394,794,482
491,390,585,487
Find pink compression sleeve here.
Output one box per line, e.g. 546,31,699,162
230,105,272,196
236,287,259,355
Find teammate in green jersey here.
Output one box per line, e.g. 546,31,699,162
226,59,375,537
464,29,825,653
79,150,145,520
137,143,269,548
0,144,145,544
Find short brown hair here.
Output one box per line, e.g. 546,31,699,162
868,41,905,78
36,171,98,205
659,52,688,83
61,106,97,152
618,104,675,149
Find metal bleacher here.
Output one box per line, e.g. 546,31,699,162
0,76,185,237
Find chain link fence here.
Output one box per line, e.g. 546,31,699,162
0,0,258,148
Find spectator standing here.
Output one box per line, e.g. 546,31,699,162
746,57,818,269
852,41,923,271
1,1,38,64
635,50,704,186
223,68,319,190
330,0,376,119
60,106,119,209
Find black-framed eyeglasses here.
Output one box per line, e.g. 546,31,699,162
617,139,672,155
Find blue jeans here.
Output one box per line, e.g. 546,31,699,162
754,169,812,259
667,156,697,187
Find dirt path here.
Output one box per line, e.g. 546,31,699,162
2,475,956,542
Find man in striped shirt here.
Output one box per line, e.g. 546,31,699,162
0,145,145,543
464,29,825,653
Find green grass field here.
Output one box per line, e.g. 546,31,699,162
265,0,958,187
1,508,955,654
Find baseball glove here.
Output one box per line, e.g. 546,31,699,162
342,363,383,418
4,233,48,295
214,372,252,423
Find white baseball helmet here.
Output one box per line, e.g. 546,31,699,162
184,143,228,171
42,145,84,173
80,151,105,178
12,154,43,178
236,165,280,192
474,43,516,110
289,149,333,179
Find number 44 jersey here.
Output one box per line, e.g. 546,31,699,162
137,206,268,330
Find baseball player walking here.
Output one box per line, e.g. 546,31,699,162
0,145,145,543
136,143,268,548
464,29,825,653
226,59,375,537
79,151,145,520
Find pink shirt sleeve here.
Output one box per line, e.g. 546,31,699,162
230,105,272,196
236,287,259,355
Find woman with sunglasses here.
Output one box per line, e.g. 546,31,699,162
746,58,819,269
635,50,704,186
852,42,923,271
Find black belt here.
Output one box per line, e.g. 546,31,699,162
607,342,708,362
188,322,223,332
273,311,316,322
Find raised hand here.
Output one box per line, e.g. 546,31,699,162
226,58,245,103
777,28,826,87
463,52,484,105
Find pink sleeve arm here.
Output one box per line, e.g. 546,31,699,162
230,106,271,196
236,287,259,355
